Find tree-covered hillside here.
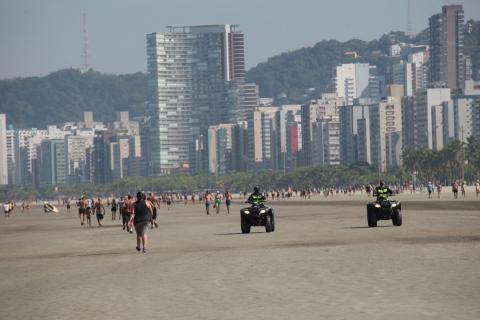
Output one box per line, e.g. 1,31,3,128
1,21,478,129
0,69,149,128
246,20,480,101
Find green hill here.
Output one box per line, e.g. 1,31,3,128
0,69,149,129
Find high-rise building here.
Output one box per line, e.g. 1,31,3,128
369,97,403,171
249,107,279,171
275,105,302,171
38,139,66,186
83,112,94,129
336,64,383,105
335,63,371,105
6,129,16,185
339,99,376,166
146,25,246,175
0,114,8,185
401,96,416,151
429,5,465,90
414,88,451,149
311,116,341,166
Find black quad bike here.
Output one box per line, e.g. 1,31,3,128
240,204,275,233
366,199,402,227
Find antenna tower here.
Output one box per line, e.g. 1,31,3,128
81,10,91,72
406,0,413,38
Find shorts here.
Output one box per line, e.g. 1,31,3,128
134,222,148,236
226,200,231,206
152,207,157,220
79,208,86,214
205,202,210,208
96,213,103,220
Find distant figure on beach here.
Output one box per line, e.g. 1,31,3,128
147,192,160,229
128,191,153,253
214,193,222,214
205,192,211,215
85,198,93,227
225,191,232,214
125,195,134,234
94,198,105,227
78,197,86,226
427,181,433,199
452,181,459,199
111,198,117,220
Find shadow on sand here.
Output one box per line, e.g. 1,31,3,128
346,225,394,229
215,232,265,236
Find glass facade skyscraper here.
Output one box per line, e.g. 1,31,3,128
146,25,246,175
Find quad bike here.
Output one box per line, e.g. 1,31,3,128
240,204,275,233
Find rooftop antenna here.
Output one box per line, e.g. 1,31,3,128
81,9,91,72
406,0,413,38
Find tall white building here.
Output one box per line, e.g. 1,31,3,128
249,107,279,171
335,63,371,105
0,114,8,185
146,24,246,175
335,63,383,105
312,115,341,165
369,97,403,171
6,130,16,185
415,88,451,149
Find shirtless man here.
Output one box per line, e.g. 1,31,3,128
78,197,87,226
225,191,232,214
124,195,134,234
94,198,105,227
147,192,160,229
85,198,93,228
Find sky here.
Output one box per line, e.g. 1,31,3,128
0,0,479,79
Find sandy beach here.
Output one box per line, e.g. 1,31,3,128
1,192,479,320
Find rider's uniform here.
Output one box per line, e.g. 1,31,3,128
248,193,265,206
375,186,392,201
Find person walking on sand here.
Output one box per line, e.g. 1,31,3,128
94,198,105,227
461,181,466,198
214,192,222,214
128,191,153,253
85,198,93,227
436,182,442,198
476,180,480,198
205,191,212,215
147,192,160,229
78,197,86,226
427,181,433,199
225,190,232,214
452,181,459,199
125,195,134,234
111,198,117,220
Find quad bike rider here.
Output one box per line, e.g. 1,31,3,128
240,186,275,233
367,181,402,227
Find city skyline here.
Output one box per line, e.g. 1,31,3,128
1,0,480,79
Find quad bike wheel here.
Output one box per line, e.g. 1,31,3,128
241,214,251,234
392,209,402,226
367,208,377,227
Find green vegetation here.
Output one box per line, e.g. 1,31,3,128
0,69,149,129
401,137,480,184
0,165,392,201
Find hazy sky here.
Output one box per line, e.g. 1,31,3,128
1,0,479,79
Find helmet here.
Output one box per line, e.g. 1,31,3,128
136,191,145,200
253,186,260,193
379,180,385,187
